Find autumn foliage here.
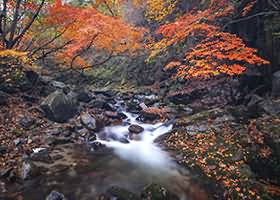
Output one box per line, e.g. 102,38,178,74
150,0,269,79
43,0,146,69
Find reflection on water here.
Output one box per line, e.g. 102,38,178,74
23,111,208,200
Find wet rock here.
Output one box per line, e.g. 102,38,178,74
46,190,67,200
272,70,280,97
0,91,8,105
117,112,128,119
107,186,140,200
141,184,179,200
143,94,160,106
91,142,106,151
40,90,78,123
31,149,53,164
139,102,148,110
21,160,40,180
127,101,142,113
19,116,36,129
104,111,119,119
138,110,160,122
128,124,144,134
80,113,96,130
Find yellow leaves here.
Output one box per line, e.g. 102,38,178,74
145,0,177,22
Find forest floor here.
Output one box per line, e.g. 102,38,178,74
0,77,280,200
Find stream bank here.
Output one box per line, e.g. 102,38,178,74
0,74,280,200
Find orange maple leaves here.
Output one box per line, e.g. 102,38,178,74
150,0,269,79
45,0,146,68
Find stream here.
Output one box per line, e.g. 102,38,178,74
21,104,208,200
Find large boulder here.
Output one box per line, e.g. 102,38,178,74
272,71,280,97
40,90,78,123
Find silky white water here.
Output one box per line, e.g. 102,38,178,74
95,112,174,169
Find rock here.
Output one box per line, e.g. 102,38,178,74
76,89,92,103
0,145,7,155
104,111,119,118
31,149,53,164
40,90,78,123
139,102,148,110
138,110,160,122
107,186,140,200
0,91,8,105
259,99,280,116
127,101,142,113
19,116,36,129
246,94,263,116
89,99,106,109
94,90,116,97
142,184,179,200
46,191,67,200
168,92,191,105
20,160,40,180
91,142,106,151
143,94,160,106
80,113,96,130
46,137,72,146
272,71,280,97
128,124,144,134
50,81,67,90
47,127,63,136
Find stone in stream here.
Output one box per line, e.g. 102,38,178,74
40,90,78,123
80,113,97,130
46,190,67,200
128,124,144,134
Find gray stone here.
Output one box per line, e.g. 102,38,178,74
46,191,67,200
80,113,96,130
40,90,78,123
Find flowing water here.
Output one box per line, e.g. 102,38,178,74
21,106,208,200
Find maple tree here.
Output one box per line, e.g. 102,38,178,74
40,0,146,69
149,0,269,79
0,0,45,49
